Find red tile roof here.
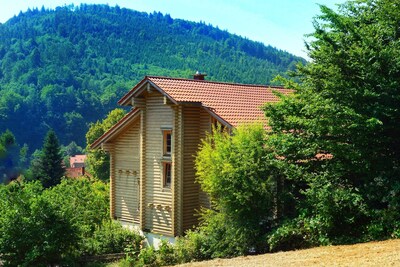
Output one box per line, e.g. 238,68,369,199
69,155,86,167
119,76,291,127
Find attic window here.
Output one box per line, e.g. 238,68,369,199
163,129,172,156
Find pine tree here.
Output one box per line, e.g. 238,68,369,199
32,130,65,187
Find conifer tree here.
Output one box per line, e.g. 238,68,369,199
31,130,65,187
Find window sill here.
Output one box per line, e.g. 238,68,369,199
161,156,172,161
162,187,171,192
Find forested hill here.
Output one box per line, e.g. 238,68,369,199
0,4,305,151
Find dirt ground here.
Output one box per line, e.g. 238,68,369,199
176,239,400,267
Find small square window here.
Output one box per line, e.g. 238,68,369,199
163,130,172,156
163,162,171,188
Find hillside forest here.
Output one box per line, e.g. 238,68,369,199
0,4,304,157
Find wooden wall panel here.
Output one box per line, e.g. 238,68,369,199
173,105,183,236
182,106,202,231
109,146,116,219
198,109,211,209
113,119,140,223
144,92,173,235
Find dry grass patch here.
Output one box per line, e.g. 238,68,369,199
176,239,400,267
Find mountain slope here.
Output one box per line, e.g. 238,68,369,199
0,4,305,151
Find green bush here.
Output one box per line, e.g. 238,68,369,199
366,209,400,240
156,240,177,266
0,181,78,266
174,229,210,263
45,178,109,232
136,246,158,267
0,178,135,266
83,220,143,256
302,173,369,244
195,124,278,257
267,217,322,252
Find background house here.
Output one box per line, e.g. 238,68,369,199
65,154,87,178
70,155,87,168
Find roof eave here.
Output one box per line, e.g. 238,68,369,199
202,106,233,129
118,76,148,106
90,109,140,150
118,77,178,106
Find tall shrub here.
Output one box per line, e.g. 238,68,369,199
0,181,78,266
195,124,279,256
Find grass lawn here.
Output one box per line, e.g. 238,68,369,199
176,239,400,267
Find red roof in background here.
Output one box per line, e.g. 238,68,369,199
119,76,291,127
69,155,87,167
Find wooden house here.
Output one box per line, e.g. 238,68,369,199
91,75,289,243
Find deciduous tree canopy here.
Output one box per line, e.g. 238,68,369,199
264,0,400,246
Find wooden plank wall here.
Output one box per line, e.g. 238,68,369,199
139,109,146,229
181,107,212,231
144,92,173,235
109,147,116,219
114,119,140,223
173,105,183,236
198,109,211,209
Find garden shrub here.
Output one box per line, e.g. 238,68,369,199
267,217,322,252
83,220,143,256
0,181,78,266
174,229,211,263
0,178,137,266
195,123,278,257
136,246,158,267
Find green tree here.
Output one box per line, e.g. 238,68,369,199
264,0,400,245
86,108,126,180
30,130,65,187
62,141,83,157
0,130,26,183
0,178,139,266
195,124,278,257
0,181,78,266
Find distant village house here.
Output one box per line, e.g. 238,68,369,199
65,154,87,178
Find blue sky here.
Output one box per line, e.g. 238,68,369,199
0,0,346,59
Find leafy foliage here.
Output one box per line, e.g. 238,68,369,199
0,130,27,183
263,0,400,246
83,220,143,256
0,181,78,266
0,4,304,154
0,178,141,266
61,141,84,167
194,124,278,257
86,108,126,180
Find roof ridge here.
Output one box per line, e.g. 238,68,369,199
146,75,286,89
